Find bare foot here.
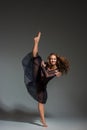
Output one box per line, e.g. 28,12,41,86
34,32,41,44
40,119,48,127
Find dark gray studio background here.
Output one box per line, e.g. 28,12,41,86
0,1,87,120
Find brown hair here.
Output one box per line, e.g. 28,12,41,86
46,53,70,75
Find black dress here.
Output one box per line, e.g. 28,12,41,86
22,52,58,104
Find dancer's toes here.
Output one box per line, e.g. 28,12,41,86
40,119,48,127
43,123,48,127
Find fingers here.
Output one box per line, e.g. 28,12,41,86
41,60,46,67
55,72,62,77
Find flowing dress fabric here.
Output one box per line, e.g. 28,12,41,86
22,52,56,104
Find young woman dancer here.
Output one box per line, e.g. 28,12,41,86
22,32,69,127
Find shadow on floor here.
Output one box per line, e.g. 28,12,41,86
0,104,52,127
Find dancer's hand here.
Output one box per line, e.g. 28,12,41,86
41,61,46,67
55,71,62,77
34,32,41,44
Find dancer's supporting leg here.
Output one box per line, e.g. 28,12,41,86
38,102,48,127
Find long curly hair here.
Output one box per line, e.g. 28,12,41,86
45,53,70,75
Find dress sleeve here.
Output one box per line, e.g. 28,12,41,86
41,64,56,78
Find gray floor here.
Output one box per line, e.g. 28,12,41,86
0,118,87,130
0,107,87,130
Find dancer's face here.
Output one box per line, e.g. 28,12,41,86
49,55,57,66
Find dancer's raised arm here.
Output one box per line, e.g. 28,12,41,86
32,32,41,57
